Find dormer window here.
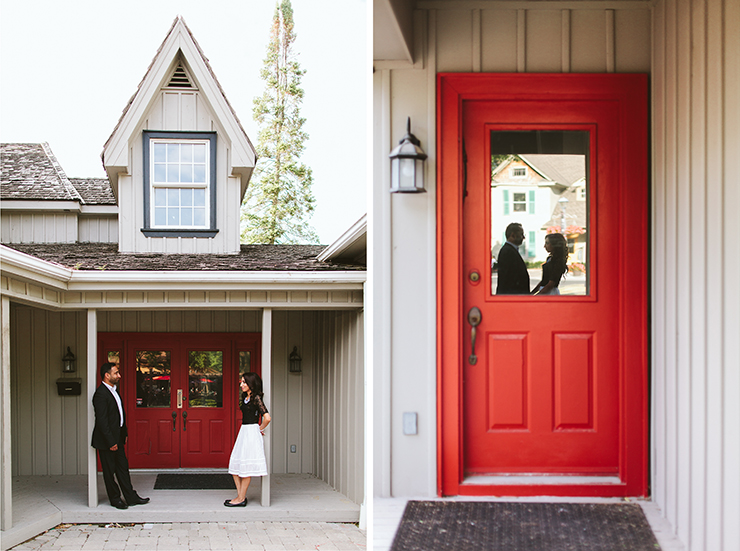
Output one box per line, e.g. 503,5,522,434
142,131,218,237
510,167,527,178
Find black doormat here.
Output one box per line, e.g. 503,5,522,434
153,473,235,490
391,501,661,551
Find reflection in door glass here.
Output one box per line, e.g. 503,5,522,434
189,351,223,407
107,351,120,366
135,350,171,407
490,131,590,296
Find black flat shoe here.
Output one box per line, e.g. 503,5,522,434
224,498,247,507
129,496,150,505
111,500,128,509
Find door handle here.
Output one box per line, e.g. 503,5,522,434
468,306,482,365
182,410,187,431
171,411,177,432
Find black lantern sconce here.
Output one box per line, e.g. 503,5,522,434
289,346,302,374
62,346,76,373
389,117,427,193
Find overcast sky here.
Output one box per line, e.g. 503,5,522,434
0,0,368,244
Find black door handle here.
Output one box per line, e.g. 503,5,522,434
171,411,177,432
182,410,187,431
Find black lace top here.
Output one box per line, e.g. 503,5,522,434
240,394,268,425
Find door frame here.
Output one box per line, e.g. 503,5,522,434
436,73,649,497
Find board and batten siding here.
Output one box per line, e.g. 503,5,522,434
118,85,242,254
0,212,78,244
312,310,365,505
9,305,87,476
374,1,652,498
651,1,740,550
78,216,118,243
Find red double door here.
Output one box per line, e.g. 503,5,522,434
98,333,260,469
438,74,649,496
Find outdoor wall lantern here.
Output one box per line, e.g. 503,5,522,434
289,346,302,374
62,346,76,373
389,117,427,193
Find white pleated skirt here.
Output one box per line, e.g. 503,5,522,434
228,424,268,477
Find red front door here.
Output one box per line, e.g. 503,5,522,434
438,74,648,496
98,332,261,469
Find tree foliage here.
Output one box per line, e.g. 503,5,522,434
241,0,318,244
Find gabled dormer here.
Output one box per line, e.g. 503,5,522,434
102,17,256,254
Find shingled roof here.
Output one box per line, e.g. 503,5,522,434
69,178,117,205
519,154,585,187
1,143,84,202
4,243,365,272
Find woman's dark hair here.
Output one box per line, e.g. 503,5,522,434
546,233,569,276
241,372,264,401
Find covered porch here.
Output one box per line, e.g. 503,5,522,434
2,473,359,550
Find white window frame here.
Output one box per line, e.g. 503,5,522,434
149,138,211,230
512,191,527,212
510,166,527,178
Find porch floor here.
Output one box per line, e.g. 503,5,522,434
2,473,359,550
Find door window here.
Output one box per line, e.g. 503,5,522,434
188,351,223,407
490,130,590,296
135,350,172,408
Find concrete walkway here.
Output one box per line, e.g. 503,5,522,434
8,521,366,550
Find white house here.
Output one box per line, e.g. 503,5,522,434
373,2,738,551
0,17,366,549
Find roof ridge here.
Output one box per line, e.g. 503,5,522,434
41,142,85,204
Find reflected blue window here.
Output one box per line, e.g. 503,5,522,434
194,144,206,163
154,144,166,162
194,208,205,226
154,188,166,207
181,209,192,226
167,144,179,162
194,189,205,206
155,208,166,225
181,144,193,163
181,188,193,206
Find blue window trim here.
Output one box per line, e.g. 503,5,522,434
141,130,218,238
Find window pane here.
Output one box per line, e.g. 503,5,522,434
239,351,251,373
167,188,179,206
135,350,171,408
194,144,206,163
189,351,223,408
155,207,166,226
154,163,166,182
193,208,205,226
153,143,166,162
490,130,589,296
194,188,205,206
167,143,179,162
181,144,193,163
154,188,166,206
167,164,179,183
181,188,192,206
181,165,192,183
193,164,206,183
108,351,120,366
181,208,192,226
168,207,179,226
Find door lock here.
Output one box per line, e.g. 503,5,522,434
177,389,183,409
468,306,482,365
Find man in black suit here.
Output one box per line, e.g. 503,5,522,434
496,222,530,294
92,362,150,509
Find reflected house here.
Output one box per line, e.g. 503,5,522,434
0,16,366,547
490,154,587,264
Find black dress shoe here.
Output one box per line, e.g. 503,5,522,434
111,500,128,509
224,498,247,507
129,496,150,506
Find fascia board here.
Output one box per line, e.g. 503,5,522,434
79,205,118,215
67,270,366,292
318,215,368,262
0,245,71,290
0,200,81,212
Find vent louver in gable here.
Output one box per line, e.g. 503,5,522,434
167,64,194,89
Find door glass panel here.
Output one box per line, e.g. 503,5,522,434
188,351,223,408
236,351,251,404
135,350,171,407
490,130,590,296
107,351,120,366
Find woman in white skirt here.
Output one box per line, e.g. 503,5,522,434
225,372,270,507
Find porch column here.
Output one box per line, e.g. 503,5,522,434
261,308,272,507
87,309,98,508
1,296,12,530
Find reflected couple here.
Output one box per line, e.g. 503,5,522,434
495,222,568,296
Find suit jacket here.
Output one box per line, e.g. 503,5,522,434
91,383,127,450
496,242,530,295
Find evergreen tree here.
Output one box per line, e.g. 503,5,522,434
241,0,318,244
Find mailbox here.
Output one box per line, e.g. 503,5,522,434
56,378,82,396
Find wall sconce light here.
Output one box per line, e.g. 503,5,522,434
62,346,76,373
389,117,427,193
289,346,302,374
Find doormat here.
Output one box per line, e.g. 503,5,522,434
390,501,661,551
153,473,235,490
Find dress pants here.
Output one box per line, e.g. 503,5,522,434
98,436,137,504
